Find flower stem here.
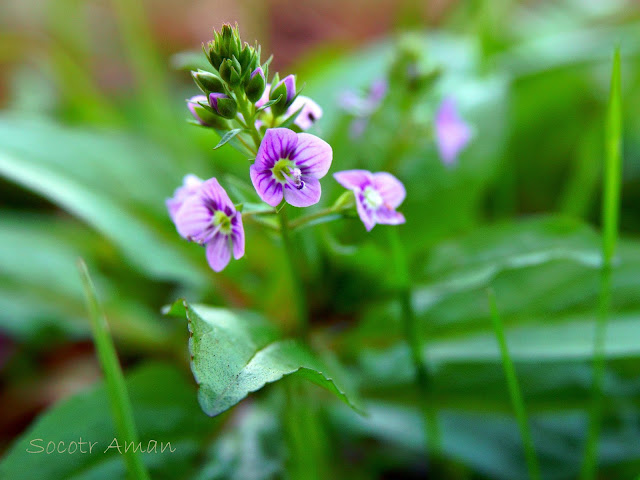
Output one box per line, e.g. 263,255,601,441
387,228,441,457
278,205,309,336
487,289,541,480
235,91,262,151
289,205,350,231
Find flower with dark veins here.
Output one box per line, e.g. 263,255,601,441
250,128,332,207
169,177,244,272
334,169,406,231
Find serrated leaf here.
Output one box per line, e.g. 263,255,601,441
166,300,362,416
213,129,244,150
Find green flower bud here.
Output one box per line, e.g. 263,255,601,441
191,70,225,94
209,93,238,119
245,66,266,102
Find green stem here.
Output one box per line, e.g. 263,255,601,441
78,260,150,480
236,92,262,151
581,47,622,480
487,289,541,480
289,205,350,230
388,228,441,457
278,205,309,336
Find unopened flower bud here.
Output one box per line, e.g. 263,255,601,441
219,57,242,87
270,74,296,116
186,95,230,129
192,70,225,95
209,92,237,119
245,67,266,102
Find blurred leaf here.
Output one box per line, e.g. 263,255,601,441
0,115,209,285
192,401,285,480
166,300,362,416
0,212,171,349
0,363,216,480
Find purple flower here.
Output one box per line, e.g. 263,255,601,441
166,174,203,223
287,95,323,130
169,177,244,272
334,170,405,231
434,97,472,166
187,95,210,126
340,79,388,138
250,128,332,207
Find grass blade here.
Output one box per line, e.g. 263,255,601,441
581,47,623,480
487,289,541,480
78,259,150,480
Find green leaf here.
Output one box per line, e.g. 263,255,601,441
0,363,217,480
213,128,243,150
255,95,282,113
166,299,362,416
78,260,150,480
192,399,285,480
0,115,208,285
0,212,172,349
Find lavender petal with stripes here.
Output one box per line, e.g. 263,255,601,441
168,177,244,272
334,169,405,231
250,128,332,207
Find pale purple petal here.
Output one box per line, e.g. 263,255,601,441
250,164,284,207
435,98,472,166
187,95,209,125
206,234,232,272
291,133,332,178
372,172,406,208
255,83,271,108
354,195,376,231
254,128,298,170
231,216,245,260
374,207,406,226
277,75,296,103
166,174,203,222
368,79,388,104
283,176,321,207
333,170,372,191
349,118,368,139
174,193,214,243
288,96,323,130
199,177,235,213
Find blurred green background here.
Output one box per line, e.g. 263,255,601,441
2,0,640,479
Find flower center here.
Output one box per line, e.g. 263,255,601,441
213,210,232,235
272,158,294,183
363,186,383,209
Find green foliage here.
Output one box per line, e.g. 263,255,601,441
0,364,216,480
2,1,640,478
166,300,361,416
